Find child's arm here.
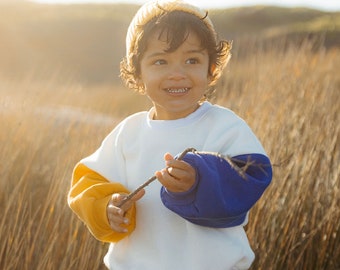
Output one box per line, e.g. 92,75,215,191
68,163,138,242
159,152,272,228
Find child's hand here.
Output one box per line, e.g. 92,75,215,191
156,153,196,193
106,190,144,233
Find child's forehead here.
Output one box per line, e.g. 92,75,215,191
150,27,198,41
145,28,205,52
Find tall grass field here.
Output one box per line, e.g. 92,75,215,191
0,38,339,269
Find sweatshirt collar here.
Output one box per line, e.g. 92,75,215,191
146,101,211,129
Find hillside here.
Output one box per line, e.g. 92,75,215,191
0,1,339,85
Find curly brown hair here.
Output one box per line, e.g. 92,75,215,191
120,9,232,98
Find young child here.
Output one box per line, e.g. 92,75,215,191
68,1,272,269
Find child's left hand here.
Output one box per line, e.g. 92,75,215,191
155,153,196,193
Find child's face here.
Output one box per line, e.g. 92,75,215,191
139,30,210,120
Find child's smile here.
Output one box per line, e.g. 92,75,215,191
139,30,210,120
165,87,189,95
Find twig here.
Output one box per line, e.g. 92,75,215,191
117,147,271,207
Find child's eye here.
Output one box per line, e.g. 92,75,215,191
185,58,199,64
154,59,167,65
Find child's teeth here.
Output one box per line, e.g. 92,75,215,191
167,88,188,93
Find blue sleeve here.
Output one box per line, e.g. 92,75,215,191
160,152,272,228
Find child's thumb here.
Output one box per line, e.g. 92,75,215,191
164,152,174,163
110,193,125,204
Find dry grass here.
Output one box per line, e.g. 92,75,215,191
0,39,339,269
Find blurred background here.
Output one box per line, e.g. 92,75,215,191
1,0,339,86
0,1,339,269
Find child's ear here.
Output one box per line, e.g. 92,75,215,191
208,64,216,84
209,64,216,77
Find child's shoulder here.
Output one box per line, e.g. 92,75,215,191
105,111,148,140
117,111,149,129
123,111,149,122
206,102,244,122
210,103,235,114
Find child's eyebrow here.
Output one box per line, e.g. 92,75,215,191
145,52,166,59
146,49,206,59
186,49,207,55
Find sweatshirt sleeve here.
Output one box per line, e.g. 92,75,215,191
68,163,136,243
160,152,272,228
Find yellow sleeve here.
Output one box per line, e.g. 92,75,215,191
67,163,136,243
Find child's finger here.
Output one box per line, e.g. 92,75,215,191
166,166,185,180
131,189,145,201
165,153,191,171
107,204,127,222
164,152,174,162
119,189,145,211
156,169,182,191
107,196,130,233
108,213,129,233
157,163,196,193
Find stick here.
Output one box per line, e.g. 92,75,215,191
117,147,270,207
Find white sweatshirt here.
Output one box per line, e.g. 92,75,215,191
81,102,270,270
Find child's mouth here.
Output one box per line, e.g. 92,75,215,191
165,88,189,94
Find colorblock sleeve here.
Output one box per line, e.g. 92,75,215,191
68,163,136,243
160,152,272,228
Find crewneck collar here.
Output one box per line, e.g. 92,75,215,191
146,101,212,129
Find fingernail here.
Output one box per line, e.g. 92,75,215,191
124,218,129,224
123,228,128,233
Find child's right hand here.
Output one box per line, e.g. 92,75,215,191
106,190,145,233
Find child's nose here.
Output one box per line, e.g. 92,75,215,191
168,64,186,80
